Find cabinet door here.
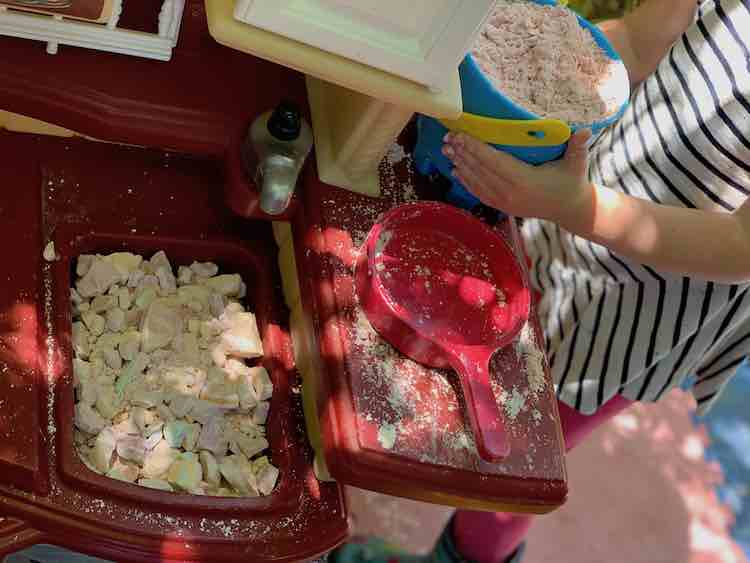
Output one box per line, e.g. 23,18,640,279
234,0,496,89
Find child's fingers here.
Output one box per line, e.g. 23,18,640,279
445,133,531,184
563,129,592,175
449,150,509,193
442,139,516,191
453,164,502,208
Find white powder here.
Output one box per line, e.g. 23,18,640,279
43,241,58,262
381,142,417,202
504,387,526,420
378,424,397,449
43,265,57,440
516,322,546,397
374,230,393,257
472,0,624,124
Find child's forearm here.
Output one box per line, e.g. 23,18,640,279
598,0,697,86
560,184,750,284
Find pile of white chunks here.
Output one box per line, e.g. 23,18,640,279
71,250,279,497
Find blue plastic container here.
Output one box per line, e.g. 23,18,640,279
415,0,630,210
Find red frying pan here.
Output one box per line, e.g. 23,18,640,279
355,202,531,462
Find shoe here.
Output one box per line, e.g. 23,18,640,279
328,537,426,563
328,516,526,563
506,543,526,563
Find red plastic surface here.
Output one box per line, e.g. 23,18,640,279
293,134,568,513
0,0,566,519
0,131,347,562
0,519,44,555
356,202,531,461
0,0,303,221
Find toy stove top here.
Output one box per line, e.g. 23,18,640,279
292,129,567,513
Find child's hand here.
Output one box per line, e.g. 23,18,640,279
442,130,593,223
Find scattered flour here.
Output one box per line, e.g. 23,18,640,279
516,322,546,397
43,241,58,262
504,387,526,420
378,423,397,450
381,142,416,202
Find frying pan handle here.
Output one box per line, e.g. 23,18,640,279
452,351,511,462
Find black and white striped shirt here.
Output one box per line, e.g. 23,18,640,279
521,0,750,415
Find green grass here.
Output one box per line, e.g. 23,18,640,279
565,0,642,21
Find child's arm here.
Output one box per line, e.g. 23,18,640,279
598,0,698,86
443,131,750,284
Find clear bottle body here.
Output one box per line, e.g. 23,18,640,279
241,107,313,216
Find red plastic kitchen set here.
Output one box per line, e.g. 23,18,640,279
0,1,567,561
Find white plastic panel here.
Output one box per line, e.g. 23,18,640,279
234,0,496,90
0,1,184,61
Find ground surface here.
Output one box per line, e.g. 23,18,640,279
349,387,748,562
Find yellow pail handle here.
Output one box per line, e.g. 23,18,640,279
440,112,572,147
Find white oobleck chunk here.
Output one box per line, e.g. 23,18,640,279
82,311,106,337
138,478,173,492
75,403,106,435
219,311,263,359
156,267,177,294
141,299,182,353
167,394,195,419
177,266,193,285
200,381,240,409
253,401,270,425
116,435,147,465
107,458,140,483
204,274,242,297
219,454,258,496
106,308,126,333
196,416,228,458
235,434,269,459
144,427,164,451
250,367,273,401
149,251,172,273
110,414,140,438
91,295,117,313
105,252,143,282
199,451,221,486
72,322,91,359
142,440,180,479
77,254,95,277
168,452,203,492
96,384,121,420
91,427,117,473
190,261,218,279
162,420,186,448
77,258,121,298
252,457,279,496
101,346,122,371
118,331,141,361
72,251,276,497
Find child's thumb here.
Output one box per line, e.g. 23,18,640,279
563,129,592,175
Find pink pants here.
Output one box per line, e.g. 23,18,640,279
453,395,633,562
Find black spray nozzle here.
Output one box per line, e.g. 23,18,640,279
267,100,302,141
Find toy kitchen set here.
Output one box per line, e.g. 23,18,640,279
0,0,570,561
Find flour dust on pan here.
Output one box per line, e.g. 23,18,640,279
356,202,531,462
